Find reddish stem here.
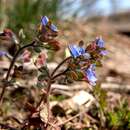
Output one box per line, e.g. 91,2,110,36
0,40,36,105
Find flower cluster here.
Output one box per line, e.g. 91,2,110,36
38,16,60,51
0,15,107,88
68,38,107,86
37,17,107,86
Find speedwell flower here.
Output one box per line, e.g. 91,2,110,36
100,50,108,56
41,16,58,32
95,37,108,56
41,16,49,26
68,44,91,60
68,44,85,58
85,64,97,86
96,37,104,48
39,16,59,43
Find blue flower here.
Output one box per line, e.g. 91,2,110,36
50,24,58,32
100,50,108,56
41,16,58,32
82,53,91,59
79,46,85,54
68,44,85,58
41,16,49,26
0,51,7,57
96,38,104,48
85,64,97,86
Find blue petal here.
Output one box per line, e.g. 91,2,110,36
50,24,58,32
90,64,96,70
100,50,108,55
85,65,97,86
41,16,49,26
79,47,85,54
69,45,81,58
69,44,85,58
96,38,104,48
83,53,91,59
0,51,7,57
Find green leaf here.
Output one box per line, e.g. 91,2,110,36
38,74,46,81
109,112,119,126
38,66,49,81
94,85,107,109
76,70,84,80
95,60,102,67
34,46,41,53
36,82,43,88
39,66,49,73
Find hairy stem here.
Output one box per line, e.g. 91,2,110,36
0,40,36,105
52,68,69,80
46,80,51,123
51,56,71,77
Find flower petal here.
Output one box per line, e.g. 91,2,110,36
85,64,97,86
79,47,85,54
68,45,80,58
100,50,108,55
41,16,49,26
50,24,58,32
83,53,91,59
68,44,85,58
96,38,104,48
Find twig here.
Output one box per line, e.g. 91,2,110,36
52,89,73,97
101,83,130,93
57,109,98,126
0,123,18,130
51,84,87,91
5,116,22,125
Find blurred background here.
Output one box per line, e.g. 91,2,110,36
0,0,130,38
0,0,130,29
0,0,130,41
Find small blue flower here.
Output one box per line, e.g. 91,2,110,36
50,24,58,32
85,64,97,86
82,53,91,59
41,16,49,26
100,50,108,56
0,51,7,57
79,47,85,54
68,44,85,58
96,38,104,48
41,16,58,32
